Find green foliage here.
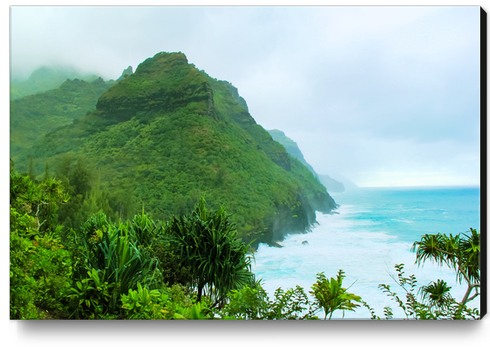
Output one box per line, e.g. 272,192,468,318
165,197,253,305
10,167,73,319
10,164,70,235
52,154,136,236
149,240,193,286
10,220,73,319
68,268,117,319
121,282,170,319
221,284,318,320
419,279,453,308
121,282,212,320
266,286,318,320
128,208,159,248
70,212,164,318
10,163,480,320
220,285,269,319
310,269,362,319
222,272,361,320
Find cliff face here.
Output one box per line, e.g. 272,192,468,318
21,51,337,246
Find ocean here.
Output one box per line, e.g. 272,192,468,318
251,186,481,319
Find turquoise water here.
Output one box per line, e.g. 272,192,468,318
251,186,481,319
332,186,480,244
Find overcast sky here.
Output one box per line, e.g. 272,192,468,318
9,5,481,187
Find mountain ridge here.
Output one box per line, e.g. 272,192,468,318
10,65,101,100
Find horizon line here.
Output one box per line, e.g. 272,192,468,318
354,184,481,189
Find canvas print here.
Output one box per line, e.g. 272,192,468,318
9,5,482,320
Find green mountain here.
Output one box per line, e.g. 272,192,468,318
16,52,337,246
10,66,101,100
267,129,345,193
10,77,116,162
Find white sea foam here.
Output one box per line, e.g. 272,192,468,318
391,218,414,224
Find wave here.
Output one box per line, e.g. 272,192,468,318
391,218,414,224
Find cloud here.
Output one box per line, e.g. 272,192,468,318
9,5,481,187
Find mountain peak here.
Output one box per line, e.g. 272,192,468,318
116,65,134,81
96,51,214,122
135,51,189,76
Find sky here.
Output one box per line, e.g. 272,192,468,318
8,4,482,187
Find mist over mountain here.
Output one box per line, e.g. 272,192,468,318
12,51,337,246
317,174,346,193
10,65,102,100
267,129,349,193
324,171,358,190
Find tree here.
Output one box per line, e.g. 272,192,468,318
10,164,69,235
69,157,93,197
28,157,36,182
44,163,50,181
411,229,480,306
165,197,253,306
420,279,452,309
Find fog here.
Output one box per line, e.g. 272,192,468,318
9,5,481,187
